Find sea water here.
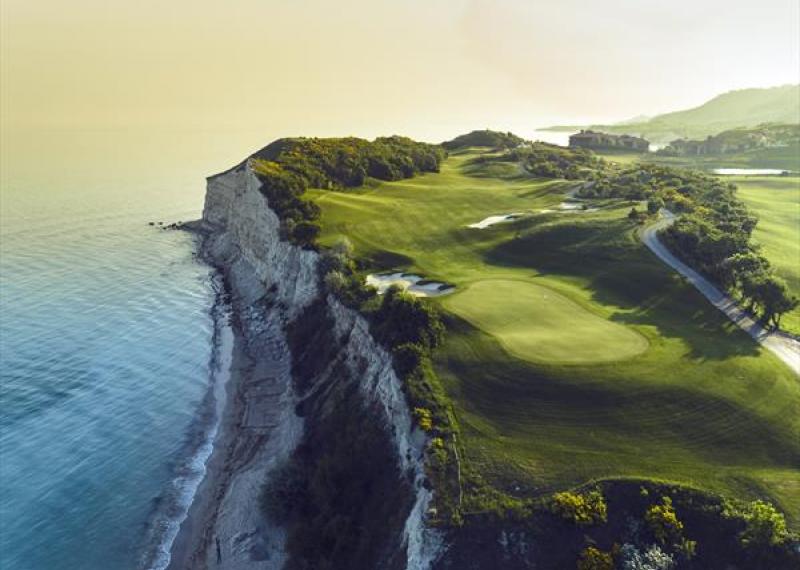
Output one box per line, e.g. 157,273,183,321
0,128,265,570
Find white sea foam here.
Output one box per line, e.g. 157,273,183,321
143,278,234,570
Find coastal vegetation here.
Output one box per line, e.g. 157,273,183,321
251,136,445,246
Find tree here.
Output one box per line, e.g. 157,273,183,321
647,197,664,215
646,497,683,545
735,500,789,548
577,546,614,570
752,276,798,328
292,221,321,248
722,252,770,290
550,490,607,526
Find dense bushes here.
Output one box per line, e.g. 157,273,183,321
514,143,601,179
478,141,602,179
252,136,445,247
577,546,614,570
550,490,608,526
724,499,790,549
442,129,525,150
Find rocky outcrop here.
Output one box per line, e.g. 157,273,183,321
168,160,440,569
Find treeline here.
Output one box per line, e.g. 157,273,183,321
581,164,798,326
251,136,446,247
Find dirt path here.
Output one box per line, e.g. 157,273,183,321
640,210,800,375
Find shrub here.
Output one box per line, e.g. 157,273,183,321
370,287,445,351
392,342,426,376
619,543,675,570
413,407,433,432
577,546,614,570
645,497,683,544
551,490,608,526
727,500,789,548
647,197,664,215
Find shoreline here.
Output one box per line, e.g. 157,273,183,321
139,236,235,570
165,222,303,570
164,276,244,569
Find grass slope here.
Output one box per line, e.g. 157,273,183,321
735,176,800,335
309,150,800,522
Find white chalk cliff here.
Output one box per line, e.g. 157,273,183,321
168,160,441,570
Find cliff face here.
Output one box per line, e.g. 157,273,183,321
171,161,441,570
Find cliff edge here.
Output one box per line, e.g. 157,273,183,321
167,160,441,570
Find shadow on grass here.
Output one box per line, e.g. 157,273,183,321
359,248,414,271
482,217,760,361
438,312,800,470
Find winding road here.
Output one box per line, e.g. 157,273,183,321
641,210,800,375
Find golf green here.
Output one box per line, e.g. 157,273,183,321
445,279,647,364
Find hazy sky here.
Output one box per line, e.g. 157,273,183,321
2,0,798,141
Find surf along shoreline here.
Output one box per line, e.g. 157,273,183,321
138,229,237,570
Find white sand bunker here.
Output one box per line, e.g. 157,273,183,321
713,168,789,176
468,213,525,229
540,202,598,214
366,272,455,297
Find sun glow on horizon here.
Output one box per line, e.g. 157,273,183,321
2,0,798,141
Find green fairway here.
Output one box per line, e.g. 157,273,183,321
309,150,800,523
445,279,647,364
735,176,800,334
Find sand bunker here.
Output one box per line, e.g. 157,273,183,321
713,168,790,176
366,272,455,297
468,213,525,229
540,202,598,214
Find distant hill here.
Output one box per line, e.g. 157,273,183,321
546,84,800,143
442,130,525,150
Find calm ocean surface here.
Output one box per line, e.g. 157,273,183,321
0,128,267,570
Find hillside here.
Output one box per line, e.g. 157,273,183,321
547,84,800,143
658,123,800,157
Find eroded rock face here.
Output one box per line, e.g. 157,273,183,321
203,162,319,317
173,160,441,570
